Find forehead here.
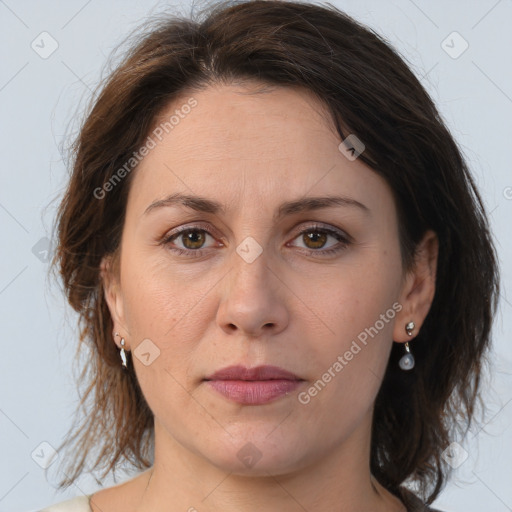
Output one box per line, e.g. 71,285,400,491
150,83,336,158
127,83,393,218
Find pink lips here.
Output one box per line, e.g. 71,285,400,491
204,365,304,405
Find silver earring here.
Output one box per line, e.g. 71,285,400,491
120,338,128,368
114,332,128,369
399,321,415,371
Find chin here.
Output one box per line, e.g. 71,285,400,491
199,433,307,477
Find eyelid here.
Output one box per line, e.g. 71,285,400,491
162,221,224,242
162,221,350,242
289,221,351,241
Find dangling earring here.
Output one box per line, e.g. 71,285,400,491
114,332,128,369
399,321,415,371
120,338,128,368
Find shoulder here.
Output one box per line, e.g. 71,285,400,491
35,470,150,512
38,494,92,512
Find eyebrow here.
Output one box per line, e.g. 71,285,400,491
143,192,370,220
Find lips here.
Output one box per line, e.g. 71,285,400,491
204,365,303,382
203,365,304,404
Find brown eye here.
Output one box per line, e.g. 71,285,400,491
288,225,351,256
179,230,208,250
302,230,328,249
162,227,218,256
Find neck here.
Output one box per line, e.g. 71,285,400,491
133,414,405,512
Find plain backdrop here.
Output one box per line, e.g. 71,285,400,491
1,1,511,511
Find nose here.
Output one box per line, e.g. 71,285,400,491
216,248,289,339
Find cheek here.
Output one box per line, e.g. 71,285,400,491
328,262,399,330
120,249,196,334
297,278,399,438
308,250,401,380
119,251,215,382
121,254,205,413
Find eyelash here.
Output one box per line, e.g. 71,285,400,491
160,223,351,258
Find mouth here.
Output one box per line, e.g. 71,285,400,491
203,365,305,405
204,364,303,381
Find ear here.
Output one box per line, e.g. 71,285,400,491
100,254,129,349
393,229,438,342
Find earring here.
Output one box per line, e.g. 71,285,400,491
120,338,128,368
114,332,128,369
399,321,415,371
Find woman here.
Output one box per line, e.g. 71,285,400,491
38,0,500,511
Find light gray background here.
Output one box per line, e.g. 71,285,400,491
1,1,511,511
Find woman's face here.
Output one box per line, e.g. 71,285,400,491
103,83,435,476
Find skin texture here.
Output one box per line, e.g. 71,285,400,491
95,82,438,512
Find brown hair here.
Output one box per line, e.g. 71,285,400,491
50,0,500,504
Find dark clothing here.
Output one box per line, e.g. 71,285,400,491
397,485,447,512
